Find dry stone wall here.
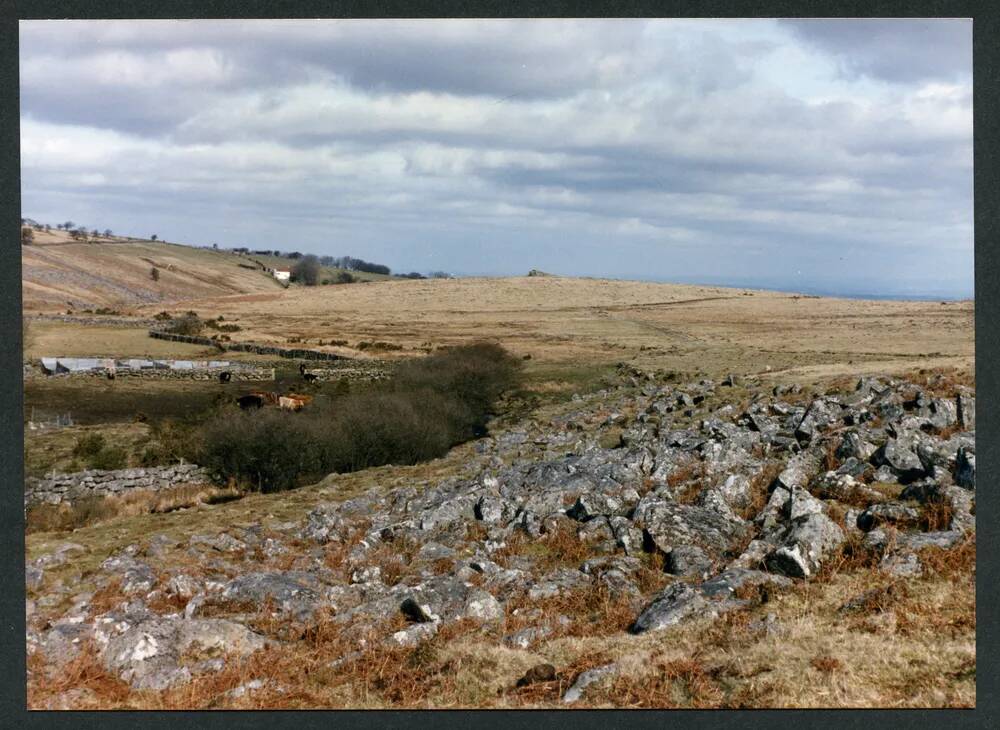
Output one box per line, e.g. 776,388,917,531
148,330,345,361
25,463,211,507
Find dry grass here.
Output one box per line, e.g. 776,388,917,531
492,523,602,574
27,529,976,709
667,461,705,505
739,461,784,520
918,500,956,533
26,483,244,534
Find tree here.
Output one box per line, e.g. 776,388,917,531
63,221,74,231
21,227,33,245
151,234,158,241
104,229,112,237
291,254,321,286
150,267,160,282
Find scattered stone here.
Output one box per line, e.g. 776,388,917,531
562,663,619,703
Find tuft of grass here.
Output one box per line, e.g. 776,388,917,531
739,462,783,520
595,657,724,709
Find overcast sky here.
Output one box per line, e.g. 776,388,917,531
19,19,972,298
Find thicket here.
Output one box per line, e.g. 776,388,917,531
193,342,521,492
71,433,128,471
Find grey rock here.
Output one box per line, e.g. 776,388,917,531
26,565,44,592
503,625,552,649
463,589,503,621
699,568,792,600
836,431,877,462
765,513,845,579
857,502,921,532
630,582,711,634
304,504,348,544
666,545,713,579
562,663,619,703
166,574,200,601
608,515,644,556
388,622,438,647
881,551,923,577
956,393,975,429
101,556,158,594
189,532,247,553
220,572,322,618
897,530,964,551
873,435,926,483
633,496,748,561
101,618,268,690
475,495,516,525
400,596,440,623
416,542,456,562
528,568,591,600
955,447,975,489
566,492,625,521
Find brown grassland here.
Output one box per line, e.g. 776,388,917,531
23,238,975,709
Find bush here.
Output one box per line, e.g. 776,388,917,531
71,433,128,470
150,266,160,282
291,255,321,286
195,342,521,492
196,407,328,492
72,433,106,460
165,314,203,336
89,445,128,471
334,271,356,284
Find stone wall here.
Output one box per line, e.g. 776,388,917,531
25,463,212,507
75,367,275,382
148,330,346,360
27,314,158,328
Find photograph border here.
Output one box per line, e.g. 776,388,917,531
2,1,995,727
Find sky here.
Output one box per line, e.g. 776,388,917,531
19,19,973,298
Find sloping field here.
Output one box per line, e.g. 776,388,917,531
22,231,284,312
143,276,974,383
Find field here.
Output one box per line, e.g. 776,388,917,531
22,245,976,710
132,274,973,384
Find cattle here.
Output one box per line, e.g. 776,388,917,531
219,371,232,383
278,393,313,411
236,394,264,410
299,363,318,383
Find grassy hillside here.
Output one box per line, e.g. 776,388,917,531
22,230,285,312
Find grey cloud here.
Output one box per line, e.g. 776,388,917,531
19,19,973,297
781,19,971,83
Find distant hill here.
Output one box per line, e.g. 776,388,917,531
21,229,286,312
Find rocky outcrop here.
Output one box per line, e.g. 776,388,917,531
25,367,975,697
